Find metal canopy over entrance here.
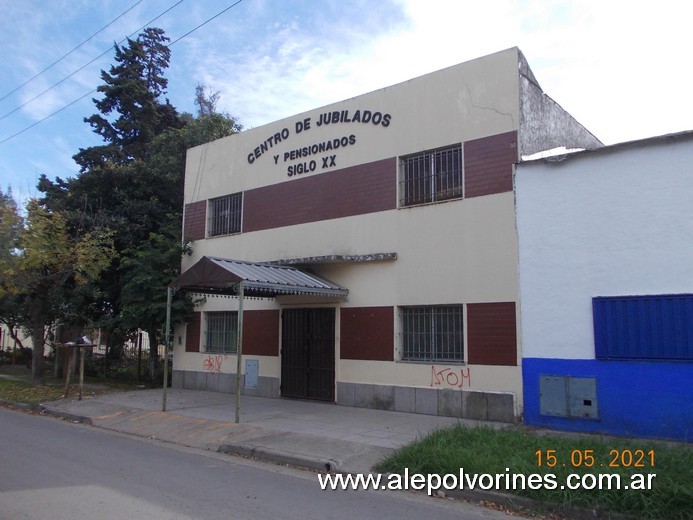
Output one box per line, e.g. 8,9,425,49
163,256,347,422
169,256,349,298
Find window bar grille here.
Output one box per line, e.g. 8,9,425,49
209,193,242,236
206,312,238,353
400,145,462,206
401,306,464,362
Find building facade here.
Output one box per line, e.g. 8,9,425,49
516,132,693,441
172,47,600,421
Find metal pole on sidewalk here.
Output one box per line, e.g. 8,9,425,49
78,345,85,401
162,286,173,412
63,347,74,398
234,281,244,423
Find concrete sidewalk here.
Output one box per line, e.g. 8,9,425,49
40,388,506,474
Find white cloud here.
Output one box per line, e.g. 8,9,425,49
2,0,692,198
514,0,693,143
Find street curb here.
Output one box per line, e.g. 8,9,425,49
0,398,36,411
446,487,637,520
38,405,94,425
373,471,636,520
24,402,638,520
215,443,616,519
218,442,341,473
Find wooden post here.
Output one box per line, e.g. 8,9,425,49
78,346,85,401
63,347,74,398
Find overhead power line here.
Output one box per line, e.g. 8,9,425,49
0,0,244,146
0,90,97,146
0,0,184,122
0,0,143,103
169,0,243,46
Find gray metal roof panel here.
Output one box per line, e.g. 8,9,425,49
199,257,347,297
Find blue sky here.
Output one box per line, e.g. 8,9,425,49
1,0,692,205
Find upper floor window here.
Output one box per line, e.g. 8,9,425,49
208,192,242,236
400,145,463,207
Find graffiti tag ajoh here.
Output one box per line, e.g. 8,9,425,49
430,365,471,388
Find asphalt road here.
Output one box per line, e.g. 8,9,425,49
0,407,511,520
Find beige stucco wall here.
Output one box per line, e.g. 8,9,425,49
184,47,521,205
337,360,521,395
174,48,524,411
173,187,521,405
182,192,517,305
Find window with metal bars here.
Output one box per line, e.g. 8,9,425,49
208,192,242,236
400,145,463,206
205,312,238,353
400,305,464,362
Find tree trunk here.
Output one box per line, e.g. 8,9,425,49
30,328,45,386
147,326,159,383
27,286,50,386
5,327,26,351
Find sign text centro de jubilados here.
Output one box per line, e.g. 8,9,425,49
246,108,392,177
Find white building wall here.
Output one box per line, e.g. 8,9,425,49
516,135,693,360
516,132,693,440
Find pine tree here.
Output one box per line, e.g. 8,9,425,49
73,28,183,172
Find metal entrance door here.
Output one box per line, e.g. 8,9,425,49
281,308,335,401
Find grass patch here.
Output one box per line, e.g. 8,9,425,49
0,365,132,406
375,425,692,519
0,378,65,406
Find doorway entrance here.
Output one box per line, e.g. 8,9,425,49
281,308,335,401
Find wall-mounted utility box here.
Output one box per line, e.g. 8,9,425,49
540,375,598,419
244,359,259,389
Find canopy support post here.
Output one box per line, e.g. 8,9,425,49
234,281,244,423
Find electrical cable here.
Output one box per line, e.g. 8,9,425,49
0,0,244,145
0,90,95,145
0,0,143,102
0,0,184,122
169,0,243,46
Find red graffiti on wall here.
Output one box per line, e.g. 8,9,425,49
430,365,471,389
202,355,223,373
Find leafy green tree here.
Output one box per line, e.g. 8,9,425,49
194,84,243,132
39,30,243,382
0,188,22,253
119,225,191,377
0,197,115,384
194,83,220,118
0,189,28,355
116,113,241,378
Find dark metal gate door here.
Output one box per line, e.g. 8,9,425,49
281,308,335,401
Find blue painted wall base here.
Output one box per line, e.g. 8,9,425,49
523,358,693,442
